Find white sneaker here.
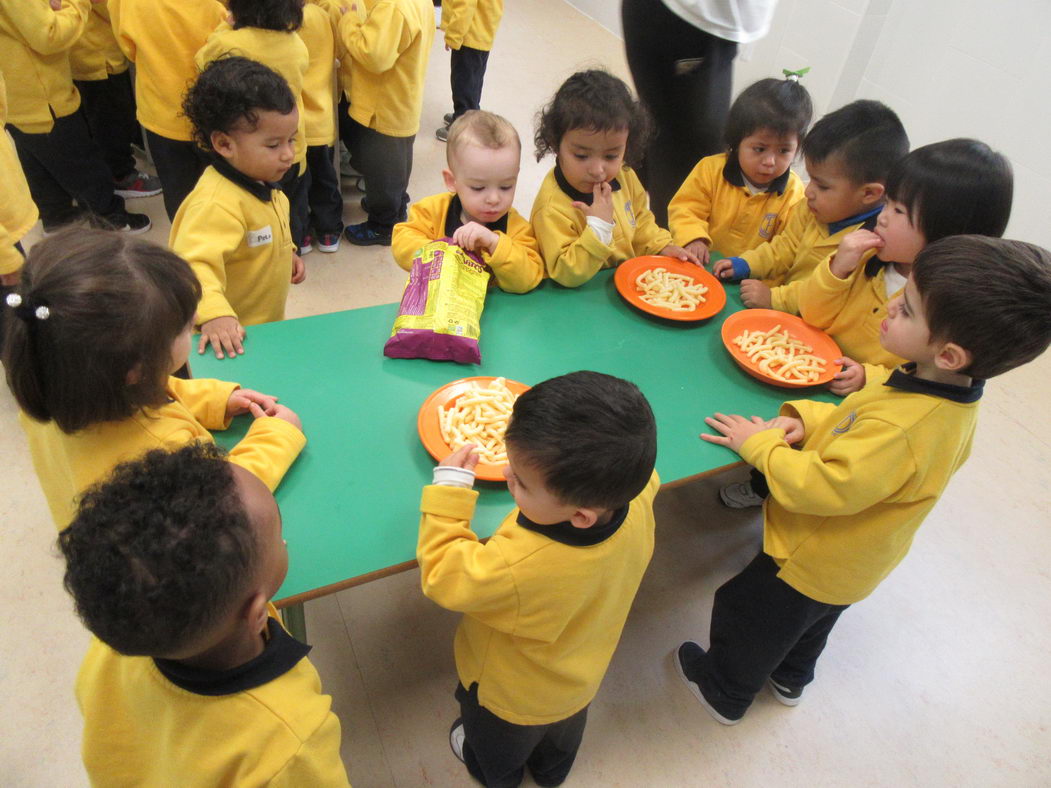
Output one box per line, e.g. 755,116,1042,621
719,481,765,508
448,719,465,763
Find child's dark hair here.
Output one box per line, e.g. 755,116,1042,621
183,56,296,152
724,75,813,151
886,138,1013,243
504,371,657,510
534,69,651,167
801,99,909,184
59,443,260,657
912,236,1051,380
2,227,200,434
228,0,303,31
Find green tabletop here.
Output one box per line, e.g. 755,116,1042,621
195,269,834,604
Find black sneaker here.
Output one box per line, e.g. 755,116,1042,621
767,677,804,706
344,221,391,246
118,212,152,235
448,718,465,764
673,642,744,725
443,112,455,126
435,125,449,142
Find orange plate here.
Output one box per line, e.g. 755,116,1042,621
720,309,842,388
614,256,727,322
417,376,530,482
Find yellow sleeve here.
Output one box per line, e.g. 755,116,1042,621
440,0,478,50
171,202,244,324
779,399,838,439
167,376,240,430
668,159,714,248
533,202,612,288
417,485,521,634
483,213,543,294
4,0,90,55
339,0,409,75
392,198,443,272
740,200,807,280
268,711,350,788
795,255,857,330
227,417,307,492
861,363,893,388
629,198,674,257
769,277,806,315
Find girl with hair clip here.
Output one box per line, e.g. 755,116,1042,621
799,138,1014,396
2,228,306,530
196,0,312,253
668,70,813,266
529,69,699,288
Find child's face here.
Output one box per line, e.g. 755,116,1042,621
804,156,879,225
169,318,194,374
503,447,578,526
557,127,629,194
443,143,520,225
212,108,300,183
736,129,798,186
874,198,927,263
880,276,936,363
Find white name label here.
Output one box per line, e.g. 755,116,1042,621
246,226,273,248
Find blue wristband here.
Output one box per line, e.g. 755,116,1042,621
729,257,751,280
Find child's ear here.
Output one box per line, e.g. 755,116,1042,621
569,507,599,530
442,168,457,193
934,341,973,374
244,590,270,636
211,130,235,159
860,182,886,207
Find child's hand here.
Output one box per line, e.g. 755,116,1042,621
571,182,614,224
712,258,735,279
659,243,701,266
249,401,302,431
684,239,711,266
453,222,500,255
291,253,306,284
700,413,774,453
198,316,246,359
830,230,884,279
440,443,479,471
740,279,772,308
829,356,867,396
226,388,279,420
765,416,805,445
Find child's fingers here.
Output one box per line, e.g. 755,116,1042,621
197,334,209,355
248,402,266,419
699,432,731,446
570,201,589,214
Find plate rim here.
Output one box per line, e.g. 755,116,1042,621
614,255,727,322
720,309,843,388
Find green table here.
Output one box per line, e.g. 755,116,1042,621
195,269,834,636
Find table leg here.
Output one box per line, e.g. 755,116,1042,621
281,602,307,642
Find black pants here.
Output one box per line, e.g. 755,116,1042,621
278,163,311,248
7,112,128,231
305,145,343,236
450,45,490,119
74,70,139,181
621,0,738,226
455,682,588,788
145,130,207,221
685,551,848,719
340,112,412,230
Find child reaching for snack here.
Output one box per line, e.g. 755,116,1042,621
530,69,698,287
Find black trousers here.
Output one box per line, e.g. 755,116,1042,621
74,70,139,181
145,130,206,221
7,112,127,230
450,45,490,119
340,111,412,230
621,0,738,226
305,145,344,236
685,551,848,718
278,163,310,248
456,682,588,788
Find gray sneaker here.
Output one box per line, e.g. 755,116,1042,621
114,171,163,198
767,677,804,706
719,481,765,508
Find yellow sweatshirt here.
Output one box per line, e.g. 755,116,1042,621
76,610,350,787
418,472,660,725
0,0,90,133
729,202,882,315
530,165,674,288
21,376,306,529
197,24,310,168
170,162,295,327
299,3,338,147
0,73,38,276
739,367,982,605
392,192,543,293
668,152,805,257
69,5,128,82
441,0,503,51
338,0,435,137
108,0,227,141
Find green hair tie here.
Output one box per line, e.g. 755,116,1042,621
783,67,811,82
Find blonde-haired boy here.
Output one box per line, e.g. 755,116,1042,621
392,110,543,293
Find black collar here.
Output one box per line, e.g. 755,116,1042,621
827,205,882,236
515,504,629,546
211,155,279,203
722,152,792,195
553,161,622,205
442,193,509,236
884,363,984,404
153,617,311,697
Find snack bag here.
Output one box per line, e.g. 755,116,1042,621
383,239,491,363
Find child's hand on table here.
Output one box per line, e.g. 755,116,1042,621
199,316,246,359
226,389,279,420
712,258,735,279
830,230,883,279
291,253,306,284
684,239,711,266
453,222,500,255
829,356,866,396
248,401,302,431
572,182,614,224
702,413,781,453
740,279,772,308
659,243,702,266
765,416,805,445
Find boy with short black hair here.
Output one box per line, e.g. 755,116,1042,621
61,442,350,786
713,99,908,315
418,370,660,787
392,110,543,293
677,235,1051,725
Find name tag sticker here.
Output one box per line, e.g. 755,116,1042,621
247,226,273,247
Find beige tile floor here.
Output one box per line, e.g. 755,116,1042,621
3,1,1050,785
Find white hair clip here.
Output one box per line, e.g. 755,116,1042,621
6,292,51,321
5,292,21,308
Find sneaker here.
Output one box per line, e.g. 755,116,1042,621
299,234,314,256
719,480,765,509
767,677,804,706
346,175,364,192
114,171,163,199
115,212,152,235
317,233,341,253
344,221,391,246
448,718,465,764
435,125,449,142
338,144,360,178
673,642,744,725
443,112,456,126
